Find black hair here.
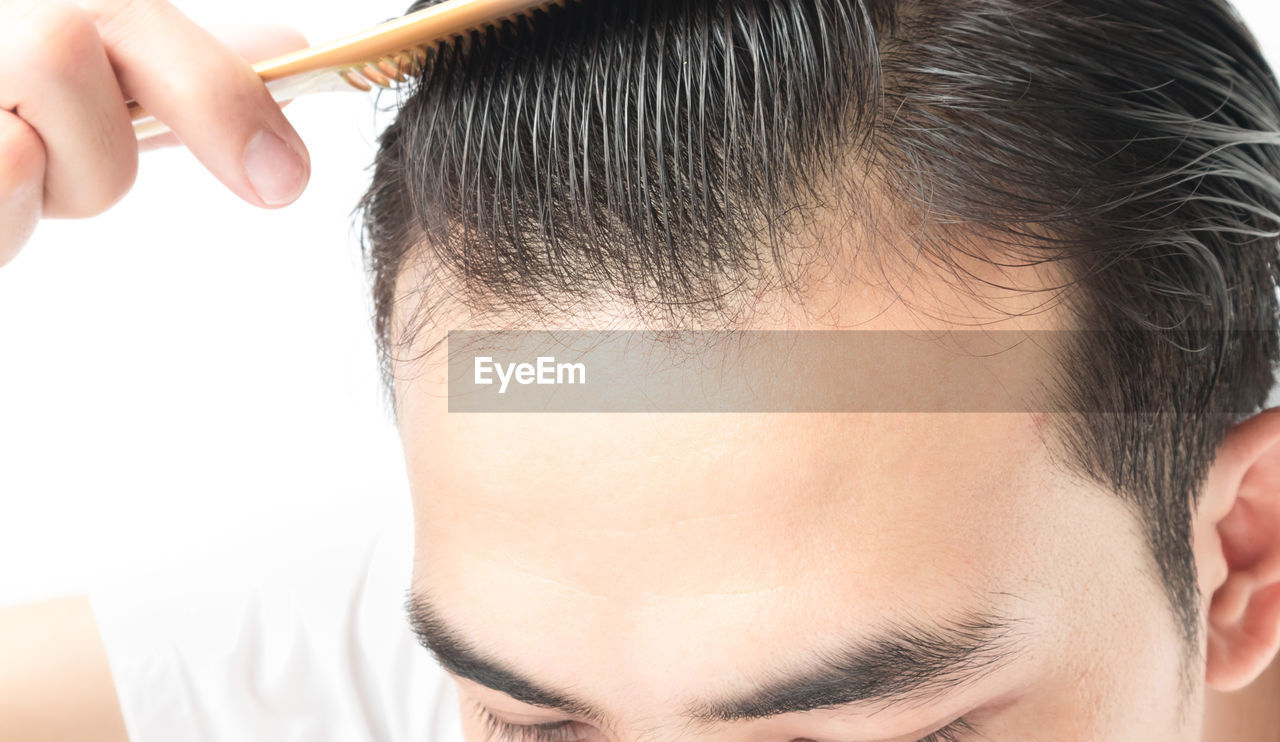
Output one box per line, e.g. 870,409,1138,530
356,0,1280,694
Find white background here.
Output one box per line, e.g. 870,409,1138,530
1,0,1279,608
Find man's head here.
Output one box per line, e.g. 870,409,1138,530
357,0,1280,738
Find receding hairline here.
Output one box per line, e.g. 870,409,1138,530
357,0,1280,705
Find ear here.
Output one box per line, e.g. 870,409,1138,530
1198,407,1280,691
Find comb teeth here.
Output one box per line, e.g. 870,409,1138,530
335,0,570,91
340,47,428,90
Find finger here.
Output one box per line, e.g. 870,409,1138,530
139,103,296,153
0,110,47,267
139,25,307,154
138,97,298,152
0,1,139,219
79,0,311,208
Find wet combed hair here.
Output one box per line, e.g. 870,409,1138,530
356,0,1280,687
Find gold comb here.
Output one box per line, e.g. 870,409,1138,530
129,0,564,141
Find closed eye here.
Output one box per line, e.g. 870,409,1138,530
472,700,979,742
473,703,595,742
917,715,979,742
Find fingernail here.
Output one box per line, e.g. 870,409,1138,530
244,129,307,206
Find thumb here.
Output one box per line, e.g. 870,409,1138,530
139,24,310,153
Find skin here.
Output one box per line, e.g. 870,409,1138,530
0,597,128,742
405,409,1189,741
392,247,1280,742
2,3,1280,741
0,0,311,265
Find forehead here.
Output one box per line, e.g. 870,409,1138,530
404,404,1063,593
388,252,1157,715
396,394,1172,731
404,400,1062,562
395,243,1080,599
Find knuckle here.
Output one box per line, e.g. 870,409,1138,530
10,3,101,84
76,0,164,48
0,113,46,198
0,115,44,265
77,0,163,22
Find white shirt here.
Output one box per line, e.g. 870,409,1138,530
88,523,464,742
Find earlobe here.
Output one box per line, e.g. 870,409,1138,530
1202,408,1280,691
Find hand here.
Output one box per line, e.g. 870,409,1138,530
0,0,313,266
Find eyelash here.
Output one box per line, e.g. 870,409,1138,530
918,716,978,742
475,705,593,742
475,703,976,742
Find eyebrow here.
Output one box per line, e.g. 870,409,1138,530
405,593,1024,725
